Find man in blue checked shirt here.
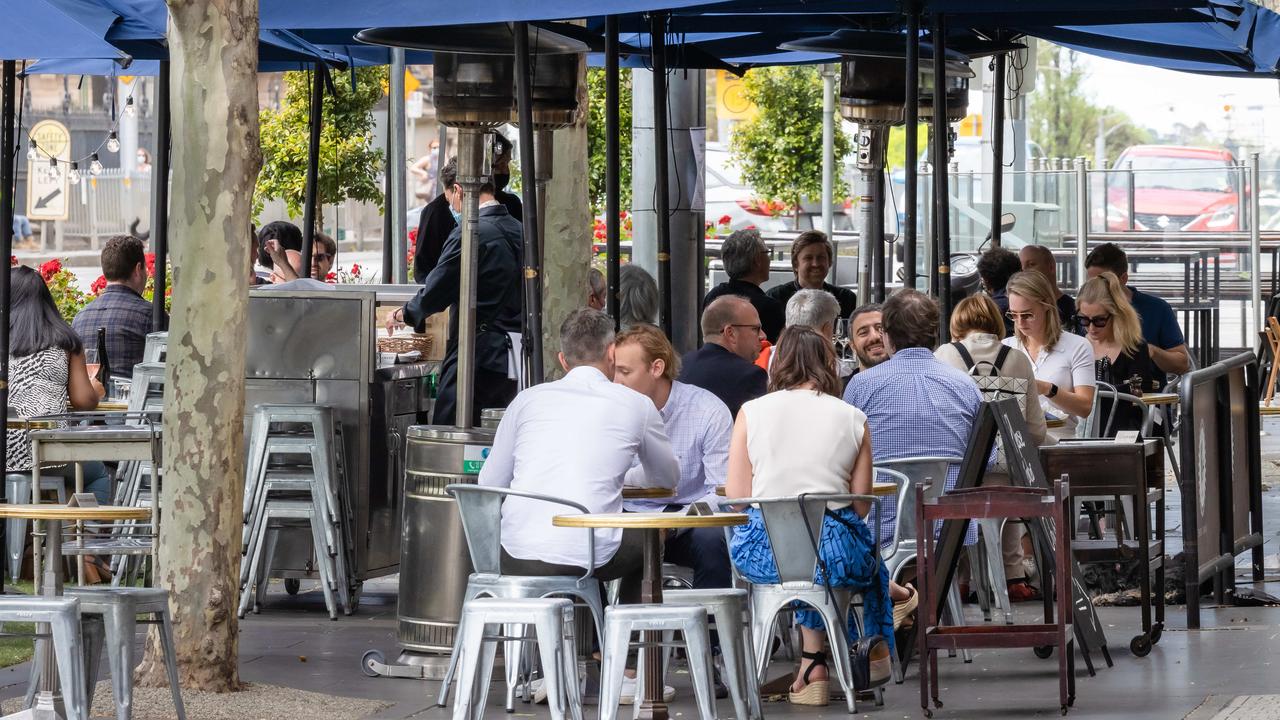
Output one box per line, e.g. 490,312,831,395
843,289,983,550
72,234,161,380
613,323,734,591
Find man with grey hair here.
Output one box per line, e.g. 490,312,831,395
480,307,678,604
619,263,659,329
587,268,607,311
703,228,784,342
785,288,840,338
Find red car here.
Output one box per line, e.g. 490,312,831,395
1106,145,1241,232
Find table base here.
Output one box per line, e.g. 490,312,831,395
637,528,667,720
0,699,63,720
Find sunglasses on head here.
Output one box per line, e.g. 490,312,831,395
1075,313,1112,328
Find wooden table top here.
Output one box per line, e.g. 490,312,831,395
1261,402,1280,416
1046,417,1066,429
0,504,150,521
714,482,896,497
97,401,130,412
621,486,675,499
1140,393,1179,406
553,512,747,530
5,419,58,431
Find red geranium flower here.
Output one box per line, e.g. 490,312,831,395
9,255,16,267
325,272,337,283
718,214,732,226
90,275,107,294
350,264,362,277
144,253,156,277
38,258,62,281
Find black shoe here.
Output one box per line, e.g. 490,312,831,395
713,665,729,699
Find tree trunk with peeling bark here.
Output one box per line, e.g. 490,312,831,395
137,0,260,692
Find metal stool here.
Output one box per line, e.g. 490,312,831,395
61,587,185,720
3,595,89,720
969,518,1015,624
5,472,68,583
142,332,167,363
662,588,761,720
600,604,717,720
450,597,583,720
437,486,607,713
239,499,341,619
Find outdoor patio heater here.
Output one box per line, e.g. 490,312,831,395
353,24,586,680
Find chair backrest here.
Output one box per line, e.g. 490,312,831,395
445,484,596,581
875,456,963,551
127,362,166,417
870,465,910,543
720,493,874,584
143,332,167,364
1082,381,1152,438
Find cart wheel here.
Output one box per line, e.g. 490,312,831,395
1061,705,1069,715
1149,623,1163,644
284,578,301,595
361,649,384,678
1034,645,1054,659
1068,695,1076,707
922,708,932,718
1129,634,1152,657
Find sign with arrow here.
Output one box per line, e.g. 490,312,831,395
27,119,70,221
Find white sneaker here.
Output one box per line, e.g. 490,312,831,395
531,679,549,704
619,676,676,705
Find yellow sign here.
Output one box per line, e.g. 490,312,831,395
716,70,756,121
27,119,70,221
381,70,421,101
958,113,983,138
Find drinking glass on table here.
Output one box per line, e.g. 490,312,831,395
83,348,99,380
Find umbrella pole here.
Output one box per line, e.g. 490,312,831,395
514,22,545,385
388,48,408,283
0,60,15,480
606,15,621,329
650,11,672,337
301,63,323,277
151,60,171,330
991,50,1006,249
932,14,952,341
904,8,920,291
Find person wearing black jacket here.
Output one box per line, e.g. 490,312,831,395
678,295,768,418
392,176,523,427
703,229,785,342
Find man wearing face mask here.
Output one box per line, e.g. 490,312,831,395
412,159,460,283
390,170,524,427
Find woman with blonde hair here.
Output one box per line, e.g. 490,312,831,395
1002,270,1095,438
726,325,899,705
1076,271,1161,434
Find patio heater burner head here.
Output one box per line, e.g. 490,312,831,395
513,52,585,132
838,56,970,126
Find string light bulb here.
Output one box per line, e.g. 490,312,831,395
68,162,81,184
49,157,57,168
122,97,136,118
105,131,120,153
26,144,37,161
89,154,103,176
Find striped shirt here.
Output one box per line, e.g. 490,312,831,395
625,381,732,510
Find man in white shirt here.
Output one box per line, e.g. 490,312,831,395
613,324,733,590
479,308,680,603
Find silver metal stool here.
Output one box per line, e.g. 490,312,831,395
600,603,717,720
438,485,607,714
662,588,761,720
67,587,186,720
3,595,89,720
5,471,67,583
239,499,340,619
450,597,583,720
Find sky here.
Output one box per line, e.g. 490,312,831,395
1076,53,1280,151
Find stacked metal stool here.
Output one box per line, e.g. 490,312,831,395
239,403,355,619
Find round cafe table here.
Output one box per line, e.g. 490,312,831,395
1139,392,1179,406
552,511,747,720
621,486,675,500
715,482,898,497
0,504,150,717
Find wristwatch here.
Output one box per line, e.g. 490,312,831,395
1047,383,1059,399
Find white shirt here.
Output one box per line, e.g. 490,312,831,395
1003,332,1095,437
478,365,679,568
624,381,732,511
741,389,867,508
258,278,334,292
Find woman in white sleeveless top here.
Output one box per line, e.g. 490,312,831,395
725,326,894,706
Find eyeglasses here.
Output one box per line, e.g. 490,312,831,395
312,253,333,264
1004,311,1038,323
727,323,763,333
1075,313,1112,328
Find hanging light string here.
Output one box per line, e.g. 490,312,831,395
24,79,140,184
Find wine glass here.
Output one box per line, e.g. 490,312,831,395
83,348,100,380
833,318,851,359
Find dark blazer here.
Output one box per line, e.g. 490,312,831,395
766,280,858,319
677,342,768,419
703,279,785,343
412,193,457,283
404,204,523,375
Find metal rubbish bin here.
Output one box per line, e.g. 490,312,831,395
397,425,495,655
479,408,505,430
